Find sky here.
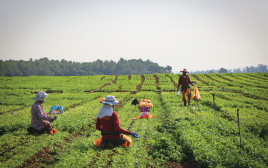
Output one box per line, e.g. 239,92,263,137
0,0,267,72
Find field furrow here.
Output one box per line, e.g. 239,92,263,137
0,73,267,168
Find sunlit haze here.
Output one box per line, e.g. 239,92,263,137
0,0,267,72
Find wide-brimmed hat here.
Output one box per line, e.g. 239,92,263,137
102,95,118,106
180,68,189,73
35,91,48,102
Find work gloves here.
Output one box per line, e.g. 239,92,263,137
131,132,139,138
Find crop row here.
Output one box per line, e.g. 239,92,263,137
11,92,167,167
0,92,131,167
0,75,115,93
45,91,164,167
199,91,267,138
0,73,267,167
155,74,176,91
101,75,141,92
159,92,267,168
140,74,157,91
1,73,267,94
194,74,267,100
1,90,267,167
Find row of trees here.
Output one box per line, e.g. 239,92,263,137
233,64,268,73
0,58,172,77
190,64,268,74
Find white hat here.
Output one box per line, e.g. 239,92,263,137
35,91,48,102
102,95,118,106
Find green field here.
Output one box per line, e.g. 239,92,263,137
0,73,267,168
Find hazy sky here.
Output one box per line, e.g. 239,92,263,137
0,0,267,72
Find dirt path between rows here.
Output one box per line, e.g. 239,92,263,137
191,75,209,86
136,75,145,91
85,75,118,93
154,74,160,91
216,74,232,82
166,74,177,88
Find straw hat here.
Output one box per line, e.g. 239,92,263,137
102,95,118,106
180,68,189,73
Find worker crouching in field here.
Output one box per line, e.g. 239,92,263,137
132,99,155,119
27,91,58,135
95,95,139,149
178,69,196,106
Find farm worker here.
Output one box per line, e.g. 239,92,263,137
177,68,196,106
132,99,155,119
27,91,58,135
96,95,139,149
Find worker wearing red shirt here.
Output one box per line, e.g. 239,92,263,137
96,95,139,149
178,69,195,106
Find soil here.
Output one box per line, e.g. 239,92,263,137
191,75,209,86
166,74,177,87
136,75,145,91
216,74,232,82
154,74,160,90
85,75,118,93
0,107,25,115
205,75,221,83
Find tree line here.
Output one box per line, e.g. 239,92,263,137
0,58,172,77
190,64,268,74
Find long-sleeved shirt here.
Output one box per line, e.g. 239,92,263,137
96,112,131,140
178,75,191,89
31,102,53,130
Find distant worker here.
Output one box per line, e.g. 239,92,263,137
177,68,196,106
96,95,139,149
27,91,58,134
132,99,155,119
